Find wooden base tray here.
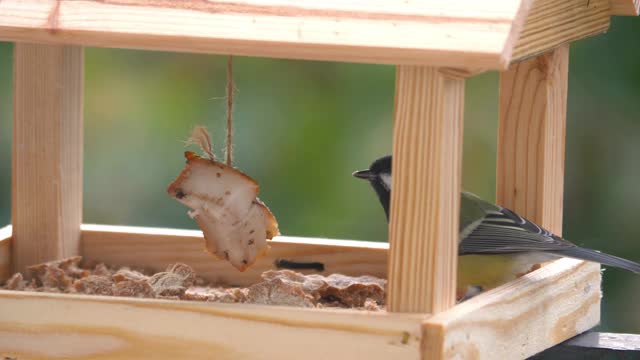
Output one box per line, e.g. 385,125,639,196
0,225,601,359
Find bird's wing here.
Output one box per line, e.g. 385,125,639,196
459,192,499,239
459,192,576,255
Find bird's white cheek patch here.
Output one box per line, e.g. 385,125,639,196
380,173,392,190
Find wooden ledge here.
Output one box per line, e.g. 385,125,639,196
0,290,423,359
423,259,601,360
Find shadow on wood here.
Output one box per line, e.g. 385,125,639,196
530,331,640,359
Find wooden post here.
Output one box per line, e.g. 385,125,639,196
497,45,569,234
388,66,465,313
12,44,84,274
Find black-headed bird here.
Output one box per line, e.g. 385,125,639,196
353,155,640,298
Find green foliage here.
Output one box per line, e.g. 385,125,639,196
0,17,638,332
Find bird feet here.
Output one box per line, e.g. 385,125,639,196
457,285,484,303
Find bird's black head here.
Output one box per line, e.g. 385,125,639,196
353,155,392,221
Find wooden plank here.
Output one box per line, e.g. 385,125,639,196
0,0,526,69
388,67,464,314
422,259,602,360
81,225,388,287
511,0,610,62
0,291,423,359
0,226,11,283
497,44,569,234
531,331,640,359
12,44,83,275
611,0,640,16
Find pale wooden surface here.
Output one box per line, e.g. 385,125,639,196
0,290,423,359
497,45,569,234
0,226,11,283
511,0,610,62
12,44,83,275
0,0,620,69
81,225,388,286
611,0,640,15
0,0,526,69
423,259,602,360
388,67,464,314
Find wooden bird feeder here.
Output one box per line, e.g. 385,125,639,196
0,0,638,359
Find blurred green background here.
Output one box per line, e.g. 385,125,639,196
1,17,639,332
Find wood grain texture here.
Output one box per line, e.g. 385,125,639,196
497,45,569,235
12,44,83,275
388,67,464,314
611,0,640,15
0,0,529,69
511,0,610,62
81,225,388,287
0,226,11,283
0,290,423,359
422,259,602,360
531,331,640,358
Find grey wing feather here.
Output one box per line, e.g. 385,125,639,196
459,192,500,239
459,192,576,255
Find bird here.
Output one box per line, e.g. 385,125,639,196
353,155,640,298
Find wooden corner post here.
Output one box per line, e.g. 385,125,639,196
497,44,601,350
12,44,84,274
497,44,568,234
388,66,465,314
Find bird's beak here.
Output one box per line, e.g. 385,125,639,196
352,169,374,180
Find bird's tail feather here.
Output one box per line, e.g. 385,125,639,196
553,247,640,274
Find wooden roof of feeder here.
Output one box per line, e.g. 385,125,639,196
0,0,637,70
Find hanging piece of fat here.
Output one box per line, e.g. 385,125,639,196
167,151,279,271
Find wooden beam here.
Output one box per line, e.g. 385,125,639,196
81,225,388,287
0,226,11,283
388,67,464,313
422,259,602,360
531,331,640,358
0,0,621,69
497,44,569,234
12,44,83,274
0,0,525,69
511,0,610,62
611,0,640,15
0,290,423,359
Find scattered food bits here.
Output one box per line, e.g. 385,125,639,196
74,275,114,296
112,269,149,283
1,257,386,311
41,267,74,290
184,286,247,303
93,263,114,277
148,263,196,297
260,270,386,307
363,298,381,311
114,279,154,298
4,273,25,291
247,277,315,308
27,256,81,286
